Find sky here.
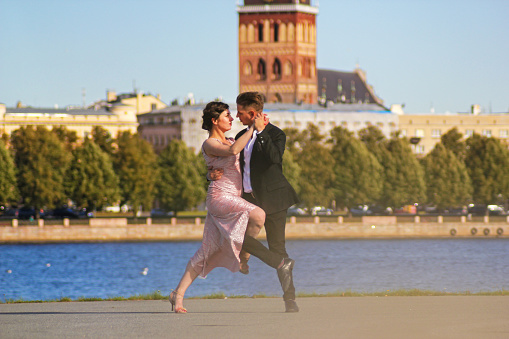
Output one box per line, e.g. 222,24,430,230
1,0,508,114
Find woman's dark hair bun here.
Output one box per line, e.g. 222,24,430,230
202,101,229,131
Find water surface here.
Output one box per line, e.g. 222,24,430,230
0,239,507,301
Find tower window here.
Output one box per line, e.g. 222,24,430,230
274,23,279,42
257,58,266,80
273,58,281,80
258,23,264,42
243,61,253,76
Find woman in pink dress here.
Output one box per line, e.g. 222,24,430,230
169,101,266,313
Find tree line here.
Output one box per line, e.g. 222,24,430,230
282,124,509,213
1,124,508,218
0,126,206,218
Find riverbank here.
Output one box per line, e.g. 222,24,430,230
0,216,508,242
3,289,509,304
1,296,508,339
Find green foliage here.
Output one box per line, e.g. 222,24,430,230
421,143,472,209
379,136,426,208
292,124,335,210
465,133,509,204
282,149,301,195
156,140,207,215
329,126,383,209
66,139,119,210
91,126,115,155
114,132,158,216
358,125,387,161
441,127,466,161
11,126,71,213
52,126,79,151
0,139,18,204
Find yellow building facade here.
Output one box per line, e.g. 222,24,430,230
0,91,167,139
398,112,509,156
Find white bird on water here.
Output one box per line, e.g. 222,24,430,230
141,267,149,276
6,269,12,274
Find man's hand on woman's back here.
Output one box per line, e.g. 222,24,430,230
207,166,224,181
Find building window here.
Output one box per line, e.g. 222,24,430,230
465,129,474,137
274,23,279,42
151,103,157,111
400,129,407,136
258,23,264,42
273,58,281,80
377,122,384,128
482,129,492,137
500,129,508,138
243,61,253,76
337,79,342,93
415,145,425,154
415,129,424,137
431,129,442,138
257,58,266,80
284,60,292,76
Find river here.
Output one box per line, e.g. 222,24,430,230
1,239,507,301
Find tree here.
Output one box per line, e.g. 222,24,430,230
91,126,115,155
441,127,466,161
421,143,472,210
0,139,18,205
282,149,301,196
11,126,71,216
329,126,383,210
156,140,207,215
66,139,119,210
379,135,426,209
52,126,79,152
292,124,335,211
465,133,509,205
358,125,387,161
113,131,158,217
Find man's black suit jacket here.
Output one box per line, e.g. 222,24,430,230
236,123,299,215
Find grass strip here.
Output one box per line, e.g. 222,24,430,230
2,289,508,304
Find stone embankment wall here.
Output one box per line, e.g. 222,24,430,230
0,216,508,243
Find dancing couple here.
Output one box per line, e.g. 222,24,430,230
170,92,300,313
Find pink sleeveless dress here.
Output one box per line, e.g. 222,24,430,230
190,138,256,277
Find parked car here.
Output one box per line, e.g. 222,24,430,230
287,205,306,216
150,209,174,218
443,206,468,216
468,204,507,216
17,207,39,219
311,206,333,216
350,205,372,216
1,208,19,219
48,207,94,219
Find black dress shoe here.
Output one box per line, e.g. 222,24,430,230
277,258,295,293
285,299,299,313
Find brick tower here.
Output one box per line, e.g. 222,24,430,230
237,0,318,104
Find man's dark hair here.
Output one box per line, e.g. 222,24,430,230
236,92,265,112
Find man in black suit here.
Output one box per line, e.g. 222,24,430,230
234,92,300,312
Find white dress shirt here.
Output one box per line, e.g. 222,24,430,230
242,128,259,193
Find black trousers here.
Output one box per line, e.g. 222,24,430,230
242,192,296,301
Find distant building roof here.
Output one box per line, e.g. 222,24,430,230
140,101,391,116
317,68,387,110
6,107,113,116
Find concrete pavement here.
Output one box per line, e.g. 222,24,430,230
0,296,508,339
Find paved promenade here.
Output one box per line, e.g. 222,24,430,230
1,296,508,339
